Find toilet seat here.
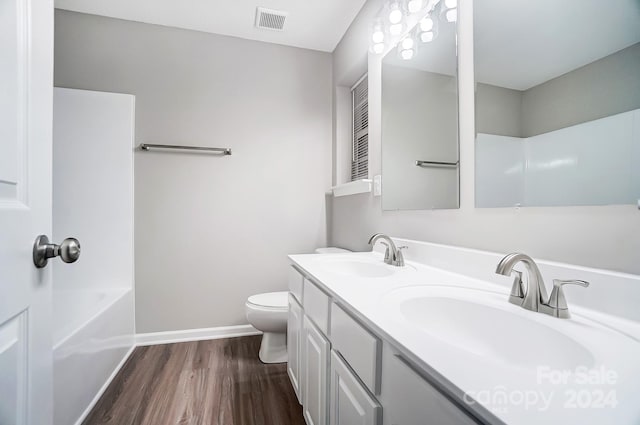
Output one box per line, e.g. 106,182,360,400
246,291,288,310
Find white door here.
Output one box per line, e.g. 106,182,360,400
0,0,54,424
303,316,329,425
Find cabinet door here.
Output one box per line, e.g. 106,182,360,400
303,316,330,425
329,351,381,425
381,346,479,425
287,294,303,403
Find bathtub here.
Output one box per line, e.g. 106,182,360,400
53,288,135,425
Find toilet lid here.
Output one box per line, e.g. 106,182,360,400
247,291,288,309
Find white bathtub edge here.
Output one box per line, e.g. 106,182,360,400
136,324,262,346
73,344,136,425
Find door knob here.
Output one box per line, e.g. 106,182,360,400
33,235,81,268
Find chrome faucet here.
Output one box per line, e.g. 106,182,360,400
495,253,589,319
368,233,407,267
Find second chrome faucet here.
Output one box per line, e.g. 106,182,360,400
368,233,407,267
496,252,589,319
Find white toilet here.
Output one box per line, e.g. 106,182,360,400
245,247,350,363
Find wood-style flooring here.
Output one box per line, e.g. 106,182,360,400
83,335,304,425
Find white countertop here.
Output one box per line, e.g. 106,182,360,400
289,251,640,425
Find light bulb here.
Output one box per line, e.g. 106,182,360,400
400,49,415,60
407,0,423,14
372,43,385,54
419,16,434,32
420,31,434,43
388,1,403,24
372,30,385,44
389,23,403,36
401,37,414,50
389,8,403,24
445,8,457,22
444,0,457,9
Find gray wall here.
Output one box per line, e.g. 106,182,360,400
475,83,522,137
522,42,640,137
476,43,640,138
329,0,640,275
54,10,333,332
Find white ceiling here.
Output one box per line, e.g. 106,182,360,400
475,0,640,90
54,0,367,52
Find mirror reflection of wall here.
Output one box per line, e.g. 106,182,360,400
381,1,459,211
475,0,640,208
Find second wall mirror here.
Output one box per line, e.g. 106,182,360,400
474,0,640,208
381,1,460,211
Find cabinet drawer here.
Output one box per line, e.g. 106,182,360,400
303,279,330,336
288,266,304,303
381,345,479,425
330,303,380,394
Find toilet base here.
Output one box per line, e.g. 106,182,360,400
258,332,287,364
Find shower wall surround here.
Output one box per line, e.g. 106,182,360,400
329,0,640,274
54,10,333,332
476,109,640,208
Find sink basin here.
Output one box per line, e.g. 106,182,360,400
321,258,396,278
385,285,595,370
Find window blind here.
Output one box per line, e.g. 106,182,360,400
351,75,368,181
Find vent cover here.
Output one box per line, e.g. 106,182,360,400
255,7,288,31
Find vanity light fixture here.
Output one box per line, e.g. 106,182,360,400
370,19,386,54
442,0,457,22
420,30,435,43
372,20,385,44
400,48,415,60
372,42,386,54
418,14,438,43
389,22,404,36
401,36,415,50
369,0,437,55
399,35,416,60
420,15,434,31
388,0,404,24
407,0,425,14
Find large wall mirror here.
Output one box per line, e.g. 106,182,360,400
475,0,640,208
381,2,459,211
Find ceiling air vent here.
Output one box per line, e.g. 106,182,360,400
255,7,288,31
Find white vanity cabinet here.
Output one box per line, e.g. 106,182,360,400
287,294,303,402
287,265,482,425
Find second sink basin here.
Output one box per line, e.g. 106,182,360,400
320,258,396,278
384,285,596,370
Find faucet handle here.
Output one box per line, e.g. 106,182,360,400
393,246,408,267
546,279,590,318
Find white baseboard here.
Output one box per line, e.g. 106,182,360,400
136,324,262,346
74,344,136,425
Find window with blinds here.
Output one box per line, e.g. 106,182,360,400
351,75,368,181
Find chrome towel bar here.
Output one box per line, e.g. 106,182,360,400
139,143,232,155
415,160,458,168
